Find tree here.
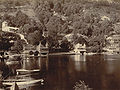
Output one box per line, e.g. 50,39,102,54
14,11,30,27
27,30,43,45
60,38,73,51
11,40,23,53
54,1,62,12
0,37,12,51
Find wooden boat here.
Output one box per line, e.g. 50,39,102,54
0,81,19,90
3,79,42,86
3,79,27,82
3,79,43,90
16,69,40,75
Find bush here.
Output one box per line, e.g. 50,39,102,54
74,80,92,90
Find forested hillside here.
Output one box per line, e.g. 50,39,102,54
0,0,120,52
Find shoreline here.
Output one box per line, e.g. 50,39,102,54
1,51,120,58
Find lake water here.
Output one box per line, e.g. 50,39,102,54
5,54,120,90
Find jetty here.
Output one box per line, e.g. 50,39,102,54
23,43,49,57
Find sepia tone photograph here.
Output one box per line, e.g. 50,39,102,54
0,0,120,90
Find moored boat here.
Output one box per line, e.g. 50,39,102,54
3,79,42,86
16,69,40,75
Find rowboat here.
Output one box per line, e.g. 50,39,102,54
3,79,42,86
16,69,40,75
3,79,43,90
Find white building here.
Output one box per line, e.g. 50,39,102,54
73,43,86,54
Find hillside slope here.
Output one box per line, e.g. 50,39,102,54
0,0,120,52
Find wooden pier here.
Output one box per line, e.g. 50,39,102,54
23,44,49,56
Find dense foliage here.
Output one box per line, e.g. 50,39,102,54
0,0,120,52
32,0,120,52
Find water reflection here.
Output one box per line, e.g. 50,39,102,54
69,55,87,72
5,54,120,90
21,57,48,71
74,61,87,72
71,55,86,61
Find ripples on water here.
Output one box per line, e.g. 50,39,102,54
3,54,120,90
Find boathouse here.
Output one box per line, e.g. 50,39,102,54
73,43,86,55
23,42,49,56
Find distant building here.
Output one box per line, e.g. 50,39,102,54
23,42,49,56
103,34,120,54
73,43,86,54
2,21,19,32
